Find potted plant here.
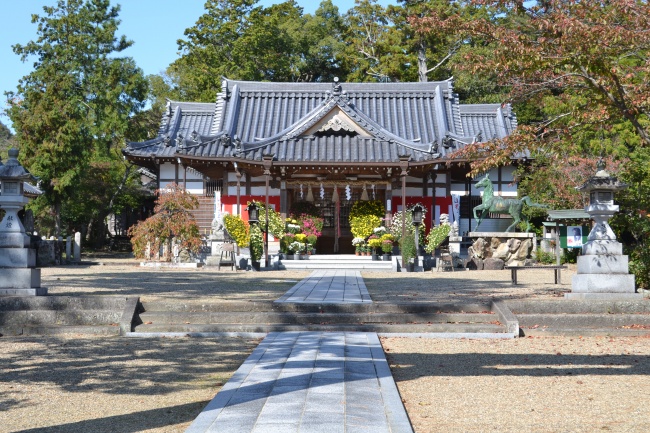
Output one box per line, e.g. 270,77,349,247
306,234,317,254
400,232,417,271
381,235,394,260
367,236,382,260
352,237,365,255
288,241,305,258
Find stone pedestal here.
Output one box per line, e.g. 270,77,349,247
0,148,46,296
567,240,640,300
468,232,535,267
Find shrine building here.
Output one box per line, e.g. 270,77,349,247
123,78,518,253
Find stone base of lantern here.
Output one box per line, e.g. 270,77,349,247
0,287,48,296
566,240,641,300
0,248,36,268
0,268,43,290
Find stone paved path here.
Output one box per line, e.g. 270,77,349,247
187,271,413,433
186,331,412,433
274,270,371,304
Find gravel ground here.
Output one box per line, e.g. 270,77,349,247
40,254,575,304
0,335,260,433
3,255,648,432
381,335,650,433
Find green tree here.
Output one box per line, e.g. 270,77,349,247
0,120,15,158
5,0,148,237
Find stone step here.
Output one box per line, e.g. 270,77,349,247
0,310,122,327
0,296,128,311
134,322,506,334
507,299,650,314
279,261,392,270
0,324,122,336
140,301,492,314
0,295,138,336
137,311,496,326
518,313,650,329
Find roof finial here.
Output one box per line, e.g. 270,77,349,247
332,77,342,96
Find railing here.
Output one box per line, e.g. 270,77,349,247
205,179,222,197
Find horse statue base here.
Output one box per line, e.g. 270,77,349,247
467,232,537,268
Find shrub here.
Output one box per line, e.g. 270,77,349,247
299,214,324,237
535,248,556,264
381,239,393,253
280,233,295,253
350,214,382,239
399,231,417,264
306,234,317,246
249,224,264,261
128,183,202,260
424,224,451,254
349,200,385,220
249,200,284,239
223,214,250,248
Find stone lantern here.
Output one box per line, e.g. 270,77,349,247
0,148,45,295
567,159,639,299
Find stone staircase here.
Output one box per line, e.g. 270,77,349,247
507,299,650,336
0,296,140,336
278,254,394,271
131,300,513,335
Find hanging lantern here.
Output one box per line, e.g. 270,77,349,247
332,186,339,203
360,184,369,201
306,184,314,202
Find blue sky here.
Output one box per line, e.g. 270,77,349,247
1,0,394,131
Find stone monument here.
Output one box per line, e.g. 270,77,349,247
0,148,46,296
567,160,640,299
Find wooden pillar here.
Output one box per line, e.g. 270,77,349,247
399,156,410,268
263,154,274,268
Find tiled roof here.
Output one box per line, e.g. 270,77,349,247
125,79,516,165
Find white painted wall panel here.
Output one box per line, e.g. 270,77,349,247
160,163,175,179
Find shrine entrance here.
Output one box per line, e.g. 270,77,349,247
290,187,386,254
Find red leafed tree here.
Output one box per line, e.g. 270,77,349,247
128,183,203,260
413,0,650,174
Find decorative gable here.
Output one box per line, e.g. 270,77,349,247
302,107,371,138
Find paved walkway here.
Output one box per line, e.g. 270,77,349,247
187,271,413,433
274,270,372,304
186,331,413,433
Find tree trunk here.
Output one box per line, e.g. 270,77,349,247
417,40,428,83
53,201,61,238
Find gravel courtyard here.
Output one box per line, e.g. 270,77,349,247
1,256,649,432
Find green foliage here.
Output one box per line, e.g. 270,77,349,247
535,248,556,265
250,200,284,239
349,200,385,220
350,215,382,239
399,231,417,264
6,0,147,237
128,184,202,260
223,214,250,248
280,233,295,253
389,210,425,242
249,224,264,262
381,239,393,253
306,234,317,247
424,224,451,254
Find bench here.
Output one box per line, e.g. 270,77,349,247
506,265,567,285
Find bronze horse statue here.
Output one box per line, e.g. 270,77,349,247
473,174,546,232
